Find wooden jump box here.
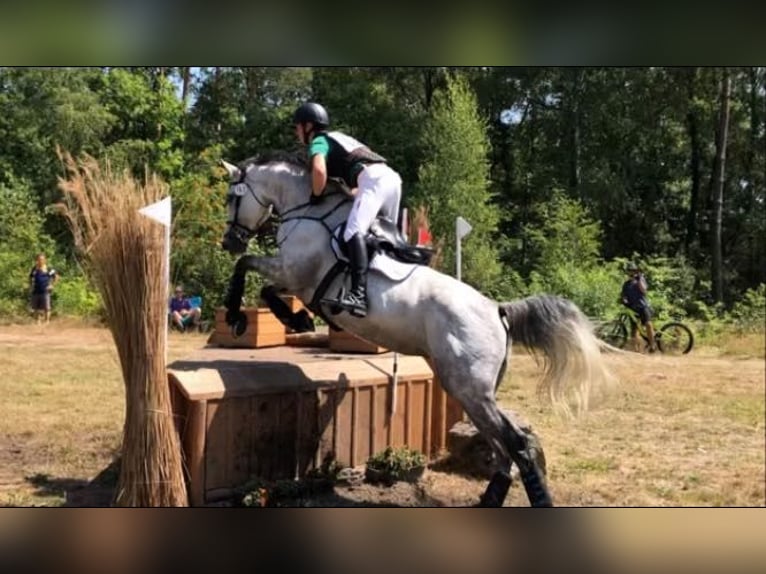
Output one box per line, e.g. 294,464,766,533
167,347,463,506
209,307,286,348
328,328,388,354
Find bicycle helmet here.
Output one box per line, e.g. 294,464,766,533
625,261,639,273
292,102,330,129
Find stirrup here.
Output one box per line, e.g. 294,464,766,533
319,286,345,315
336,292,367,318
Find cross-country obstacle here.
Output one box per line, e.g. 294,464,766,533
169,299,462,506
207,295,387,353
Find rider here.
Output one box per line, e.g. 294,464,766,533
293,101,402,318
620,262,657,352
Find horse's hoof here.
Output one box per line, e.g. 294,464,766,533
227,311,248,338
290,310,315,333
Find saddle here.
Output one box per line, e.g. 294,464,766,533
337,217,434,266
308,216,434,328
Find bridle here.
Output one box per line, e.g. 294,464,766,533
225,176,274,245
225,164,352,248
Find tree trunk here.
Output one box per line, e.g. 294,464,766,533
711,69,731,303
181,67,191,110
423,68,435,110
684,67,702,258
567,68,582,196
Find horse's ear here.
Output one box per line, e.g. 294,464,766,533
221,160,241,181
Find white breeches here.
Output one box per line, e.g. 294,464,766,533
343,163,402,242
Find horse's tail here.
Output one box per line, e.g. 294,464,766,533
500,295,617,417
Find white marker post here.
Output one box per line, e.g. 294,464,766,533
139,196,172,364
389,208,409,420
455,216,472,282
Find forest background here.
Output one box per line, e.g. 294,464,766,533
1,67,763,339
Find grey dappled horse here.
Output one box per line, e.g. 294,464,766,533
219,152,614,507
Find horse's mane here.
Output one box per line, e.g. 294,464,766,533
239,149,309,172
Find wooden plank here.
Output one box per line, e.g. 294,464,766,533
252,396,274,480
329,329,387,354
350,387,358,466
276,392,298,478
356,387,372,465
369,386,377,462
391,381,406,448
204,401,229,492
424,378,433,457
317,389,335,469
168,377,188,438
228,397,253,490
184,399,207,506
335,386,352,466
296,391,319,476
409,381,426,453
285,332,328,347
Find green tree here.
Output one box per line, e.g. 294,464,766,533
0,179,57,316
525,192,618,317
411,74,503,295
98,68,186,179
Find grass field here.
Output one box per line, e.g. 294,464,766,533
0,321,763,507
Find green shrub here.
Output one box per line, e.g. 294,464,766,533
365,446,426,485
727,284,766,333
51,273,103,318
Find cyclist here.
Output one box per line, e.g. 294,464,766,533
620,262,657,352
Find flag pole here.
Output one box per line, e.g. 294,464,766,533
139,196,172,365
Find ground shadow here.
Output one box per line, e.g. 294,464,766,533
24,459,119,507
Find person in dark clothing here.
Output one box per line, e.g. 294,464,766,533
29,253,58,324
620,262,656,351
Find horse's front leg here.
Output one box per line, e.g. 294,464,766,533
224,254,288,335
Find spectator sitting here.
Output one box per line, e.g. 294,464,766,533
169,285,201,332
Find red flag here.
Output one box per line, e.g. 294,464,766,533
417,227,432,246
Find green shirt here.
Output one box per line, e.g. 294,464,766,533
308,134,331,158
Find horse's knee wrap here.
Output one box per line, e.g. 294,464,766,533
503,425,553,507
478,471,512,507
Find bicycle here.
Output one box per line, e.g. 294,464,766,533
596,307,694,355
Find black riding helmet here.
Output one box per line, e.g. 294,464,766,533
293,102,330,129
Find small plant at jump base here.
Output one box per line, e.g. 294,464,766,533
365,446,426,485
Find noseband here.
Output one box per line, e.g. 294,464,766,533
226,177,274,244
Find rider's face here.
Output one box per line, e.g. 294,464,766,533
295,122,313,145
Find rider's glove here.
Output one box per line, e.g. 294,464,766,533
309,193,323,205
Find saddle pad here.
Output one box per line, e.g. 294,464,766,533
331,225,419,282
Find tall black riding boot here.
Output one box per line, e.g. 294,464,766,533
337,233,368,318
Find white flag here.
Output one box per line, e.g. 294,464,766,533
139,196,172,227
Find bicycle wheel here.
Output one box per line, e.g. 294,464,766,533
657,322,694,355
597,320,628,348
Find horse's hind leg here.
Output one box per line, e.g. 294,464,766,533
451,389,551,507
495,410,552,507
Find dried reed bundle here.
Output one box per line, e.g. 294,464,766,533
56,149,187,506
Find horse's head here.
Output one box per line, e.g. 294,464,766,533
220,159,274,255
